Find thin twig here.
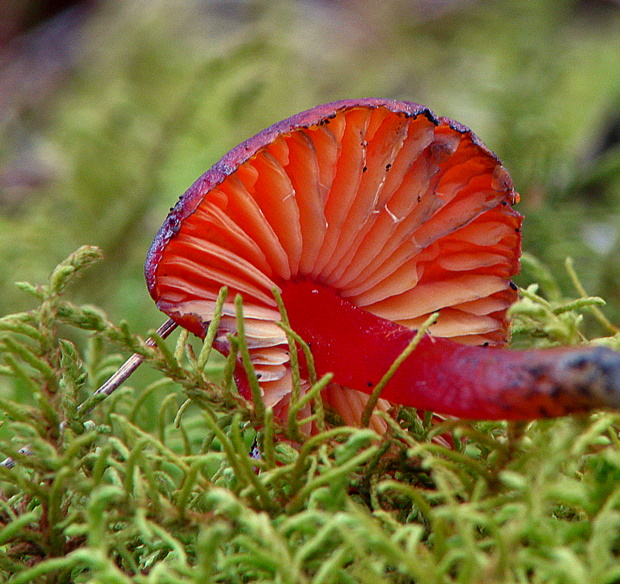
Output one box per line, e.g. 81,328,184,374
77,318,178,414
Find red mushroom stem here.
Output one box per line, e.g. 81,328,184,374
281,279,620,420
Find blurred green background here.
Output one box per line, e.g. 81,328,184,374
1,0,620,335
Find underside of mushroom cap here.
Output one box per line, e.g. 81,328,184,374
145,98,522,430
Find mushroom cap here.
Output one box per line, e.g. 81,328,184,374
145,98,522,427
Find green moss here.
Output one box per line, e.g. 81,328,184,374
0,246,619,583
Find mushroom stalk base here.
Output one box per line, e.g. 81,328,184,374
280,280,620,420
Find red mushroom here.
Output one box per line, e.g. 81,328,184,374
145,98,620,430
